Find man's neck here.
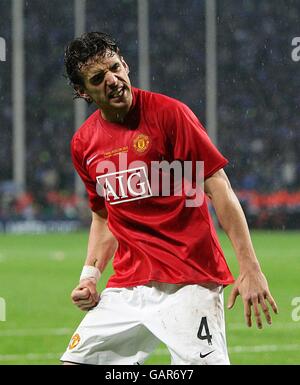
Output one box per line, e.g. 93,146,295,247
101,107,130,123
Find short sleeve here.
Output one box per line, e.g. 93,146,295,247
164,101,228,179
71,136,105,212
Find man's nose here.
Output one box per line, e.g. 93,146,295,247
106,71,118,86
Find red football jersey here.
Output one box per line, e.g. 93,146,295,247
71,87,234,287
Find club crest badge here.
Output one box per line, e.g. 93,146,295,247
133,134,151,154
68,333,81,350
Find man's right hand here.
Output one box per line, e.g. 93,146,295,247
71,278,100,311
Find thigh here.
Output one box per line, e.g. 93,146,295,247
144,284,230,365
61,287,160,365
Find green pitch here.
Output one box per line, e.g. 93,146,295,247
0,230,299,365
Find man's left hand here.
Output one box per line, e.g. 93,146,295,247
227,269,278,328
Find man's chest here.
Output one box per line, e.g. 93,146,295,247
85,125,170,206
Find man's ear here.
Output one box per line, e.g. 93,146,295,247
75,85,93,103
120,57,130,74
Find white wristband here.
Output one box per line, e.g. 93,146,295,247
79,265,101,283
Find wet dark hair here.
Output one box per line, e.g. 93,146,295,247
64,32,121,102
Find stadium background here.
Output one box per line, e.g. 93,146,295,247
0,0,299,365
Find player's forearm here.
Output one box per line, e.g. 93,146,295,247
84,210,118,273
205,171,261,273
212,189,261,272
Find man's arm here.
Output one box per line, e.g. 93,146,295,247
71,208,118,311
204,169,278,328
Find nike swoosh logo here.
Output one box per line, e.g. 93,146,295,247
86,154,98,165
200,350,215,358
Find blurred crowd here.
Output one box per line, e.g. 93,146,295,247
0,0,299,229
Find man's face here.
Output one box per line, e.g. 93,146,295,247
78,51,132,114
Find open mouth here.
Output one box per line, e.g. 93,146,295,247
108,85,125,99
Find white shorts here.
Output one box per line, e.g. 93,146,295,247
61,282,230,365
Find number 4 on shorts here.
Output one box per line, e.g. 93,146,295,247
197,317,212,345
